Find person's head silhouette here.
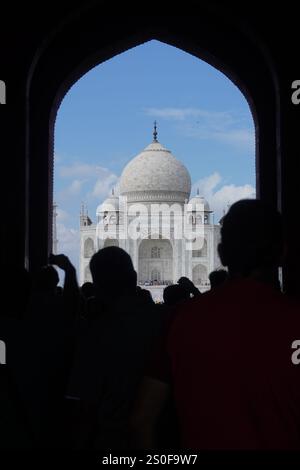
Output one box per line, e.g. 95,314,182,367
81,281,94,299
163,284,190,306
90,246,137,300
218,199,283,282
34,265,59,293
209,269,228,289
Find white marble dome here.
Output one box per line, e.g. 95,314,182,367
96,193,119,213
188,194,210,212
119,141,191,203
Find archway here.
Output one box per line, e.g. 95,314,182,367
25,3,281,286
52,38,256,276
192,263,208,286
151,268,161,283
84,237,94,258
192,238,207,258
138,238,173,285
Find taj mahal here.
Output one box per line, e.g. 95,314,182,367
79,125,221,299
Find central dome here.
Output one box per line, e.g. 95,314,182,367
119,141,191,203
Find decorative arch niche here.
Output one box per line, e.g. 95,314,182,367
84,237,94,258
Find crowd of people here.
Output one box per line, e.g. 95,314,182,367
139,280,173,287
0,199,299,450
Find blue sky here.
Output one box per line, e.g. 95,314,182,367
54,39,255,274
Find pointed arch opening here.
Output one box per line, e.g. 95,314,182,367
25,5,280,287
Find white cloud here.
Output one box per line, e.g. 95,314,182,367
185,127,254,150
145,106,254,151
212,184,255,216
56,207,69,221
58,179,87,200
192,172,222,196
59,163,108,179
192,172,255,222
69,179,85,194
91,173,119,199
214,129,254,146
145,107,232,123
57,163,119,202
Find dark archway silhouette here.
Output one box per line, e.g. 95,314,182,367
25,3,280,284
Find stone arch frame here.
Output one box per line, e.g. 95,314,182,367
25,3,281,284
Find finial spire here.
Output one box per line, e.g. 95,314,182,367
80,201,85,216
196,188,200,196
153,120,158,142
112,187,115,196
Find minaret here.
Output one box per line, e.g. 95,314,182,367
80,202,85,227
52,201,58,254
153,120,158,142
80,202,92,227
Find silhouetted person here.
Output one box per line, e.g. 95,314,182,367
177,276,201,297
163,284,190,306
48,254,79,317
90,247,137,301
67,247,162,449
136,285,155,305
33,265,59,294
131,199,300,449
15,255,79,448
79,282,95,320
80,282,94,300
209,269,228,289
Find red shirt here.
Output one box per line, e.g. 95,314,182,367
154,279,300,449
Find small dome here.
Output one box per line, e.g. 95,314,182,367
96,194,119,213
188,194,210,211
119,141,191,203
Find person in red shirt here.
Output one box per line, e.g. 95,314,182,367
131,199,300,449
